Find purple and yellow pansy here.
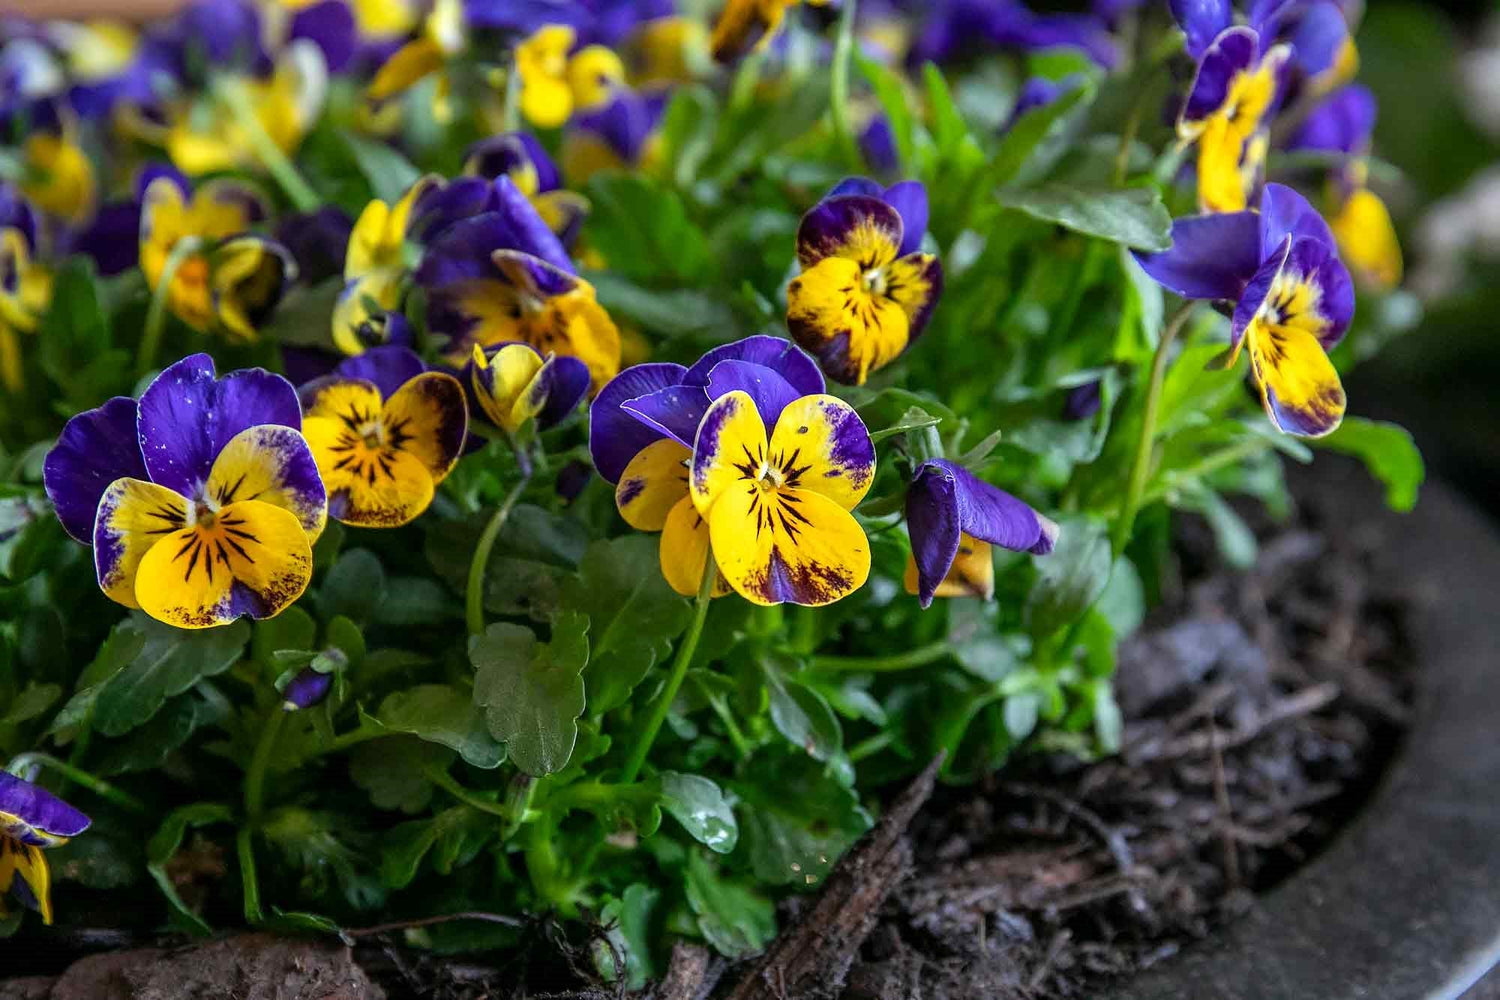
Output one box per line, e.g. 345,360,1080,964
0,772,90,925
43,354,327,628
513,22,625,129
1134,182,1354,437
298,345,468,527
333,174,434,355
467,341,590,435
1287,84,1402,290
560,87,669,186
786,178,943,386
464,132,589,248
139,171,297,342
18,126,96,227
709,0,831,64
0,186,51,394
903,459,1057,608
1171,0,1290,214
365,0,465,116
906,0,1118,69
416,177,621,391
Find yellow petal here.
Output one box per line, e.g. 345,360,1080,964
206,425,327,542
902,535,994,601
566,44,625,110
94,477,192,609
302,413,438,527
8,840,53,924
134,499,313,628
380,371,468,484
472,342,544,431
368,37,445,102
1246,320,1346,438
1332,187,1402,290
708,483,870,607
767,394,875,511
659,494,732,597
787,256,911,385
616,438,691,531
689,389,768,516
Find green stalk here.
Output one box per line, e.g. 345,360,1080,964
1111,302,1199,556
243,707,286,823
426,767,511,820
466,473,531,636
212,77,320,212
1141,438,1272,508
4,753,147,813
137,236,201,375
619,556,717,784
237,827,263,924
828,0,861,168
809,639,952,673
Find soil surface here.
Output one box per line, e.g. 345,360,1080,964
2,485,1415,1000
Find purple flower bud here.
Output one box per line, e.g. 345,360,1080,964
282,667,333,711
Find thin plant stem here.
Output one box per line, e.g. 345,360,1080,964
501,64,522,133
237,827,263,924
810,639,952,673
137,236,201,375
1141,438,1272,508
243,707,286,822
848,730,894,764
1111,302,1199,556
466,473,531,636
1114,99,1144,186
696,674,753,761
828,0,861,168
211,77,320,212
425,767,510,820
4,753,147,813
728,47,765,115
619,556,717,784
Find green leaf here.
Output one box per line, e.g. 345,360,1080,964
426,506,587,622
566,536,691,715
1093,680,1123,753
763,659,842,762
251,606,317,671
923,61,968,160
0,682,59,725
146,802,235,935
38,258,115,403
380,806,487,889
947,600,1021,683
1003,692,1040,740
1315,417,1424,512
318,548,387,624
856,50,915,168
585,271,741,341
1178,485,1257,569
996,185,1172,251
989,80,1095,188
258,279,342,349
659,84,718,188
374,576,460,626
344,133,422,204
92,614,251,737
657,772,738,854
584,172,710,284
1024,516,1112,637
684,850,777,959
594,884,661,988
868,406,942,445
372,684,506,769
733,751,871,888
471,611,590,776
97,691,225,775
349,736,455,813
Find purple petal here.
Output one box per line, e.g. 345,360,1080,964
571,90,667,164
465,132,560,192
409,176,497,245
534,355,591,429
620,384,709,449
414,179,573,290
333,345,425,399
1258,182,1336,259
1232,237,1292,349
1288,84,1376,155
134,162,189,204
827,177,884,200
289,0,355,72
883,181,929,257
274,206,353,286
1132,210,1261,301
1004,77,1066,133
282,667,333,710
704,361,801,431
1286,1,1347,79
1181,27,1260,126
937,460,1049,554
681,335,825,397
797,195,904,268
491,248,578,299
1063,380,1103,421
280,347,342,388
589,362,686,482
462,0,589,33
859,118,899,174
68,201,142,276
0,185,37,250
44,397,146,544
0,771,91,844
136,354,301,498
905,464,962,609
1171,0,1233,58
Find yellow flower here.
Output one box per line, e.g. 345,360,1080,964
515,24,625,128
0,227,52,394
332,176,435,355
20,132,96,225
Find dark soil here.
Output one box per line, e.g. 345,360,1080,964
2,485,1415,1000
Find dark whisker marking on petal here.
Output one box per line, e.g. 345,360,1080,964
224,527,261,544
173,535,198,560
224,537,254,563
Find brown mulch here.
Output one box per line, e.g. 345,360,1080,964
2,491,1413,1000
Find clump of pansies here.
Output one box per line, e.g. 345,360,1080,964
0,0,1420,963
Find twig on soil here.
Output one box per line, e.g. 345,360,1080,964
342,910,527,941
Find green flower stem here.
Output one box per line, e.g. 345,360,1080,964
426,768,512,819
728,47,765,115
619,556,717,785
237,826,263,924
548,779,656,815
695,675,752,761
501,64,523,133
1141,438,1273,508
525,813,569,909
4,753,147,813
466,473,532,636
137,235,202,375
1111,302,1199,557
848,730,894,764
1113,99,1144,187
810,639,952,673
243,706,286,822
211,77,320,212
829,0,862,168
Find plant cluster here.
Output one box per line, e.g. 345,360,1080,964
0,0,1422,982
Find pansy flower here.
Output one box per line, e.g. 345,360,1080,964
1171,1,1291,213
786,178,943,386
464,132,589,248
903,459,1057,608
417,177,621,391
275,205,355,286
0,186,51,394
467,342,590,434
1287,84,1401,290
0,772,90,925
906,0,1117,69
513,23,625,129
709,0,831,64
560,87,668,185
43,354,327,628
17,125,96,226
1249,0,1357,97
139,171,297,342
333,175,434,355
622,15,710,87
1133,182,1354,437
299,345,468,527
591,336,855,602
365,0,465,117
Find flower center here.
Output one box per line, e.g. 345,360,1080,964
861,266,888,297
756,464,785,492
